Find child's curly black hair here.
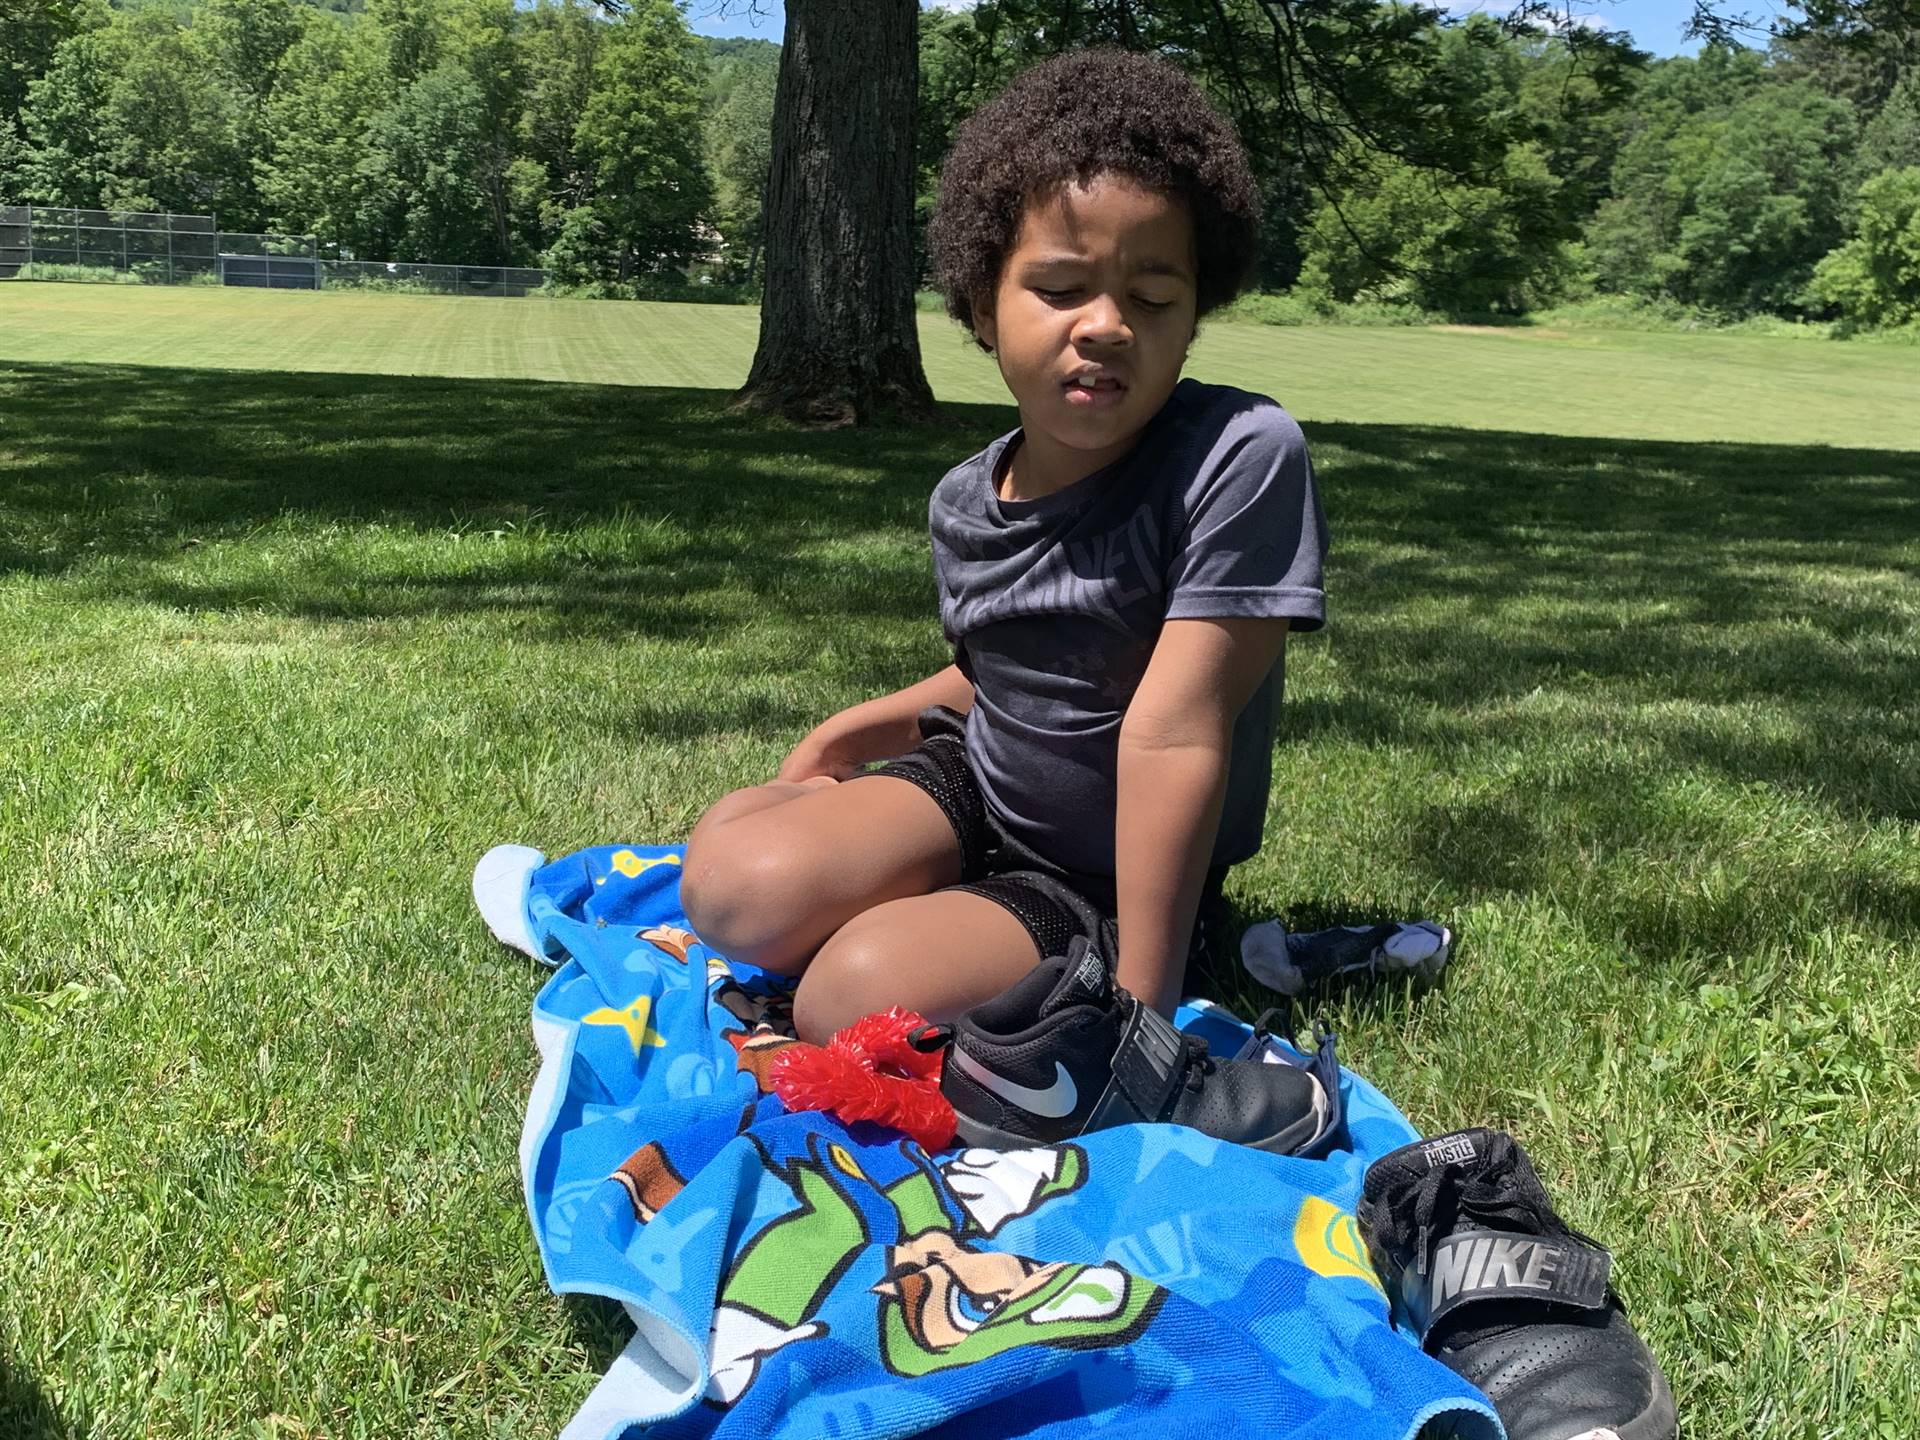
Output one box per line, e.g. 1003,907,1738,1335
929,48,1260,351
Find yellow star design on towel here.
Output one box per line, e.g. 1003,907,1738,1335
583,996,667,1053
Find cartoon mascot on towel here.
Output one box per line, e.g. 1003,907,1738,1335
610,1130,1164,1406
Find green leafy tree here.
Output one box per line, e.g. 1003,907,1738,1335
1512,25,1650,223
19,21,117,205
442,0,528,260
20,5,265,218
192,0,306,230
1277,13,1623,312
1300,142,1572,313
363,60,499,262
257,10,389,252
704,34,778,112
1854,72,1920,180
0,112,28,196
1811,166,1920,326
97,8,242,216
1,0,97,130
537,197,607,286
705,46,774,283
197,0,303,108
516,0,603,236
363,0,441,87
1586,45,1856,314
568,0,711,279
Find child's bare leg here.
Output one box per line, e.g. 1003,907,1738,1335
686,775,838,837
681,775,963,974
792,892,1041,1043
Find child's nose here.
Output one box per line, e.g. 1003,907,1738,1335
1071,294,1132,347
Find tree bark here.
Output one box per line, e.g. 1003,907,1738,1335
732,0,939,427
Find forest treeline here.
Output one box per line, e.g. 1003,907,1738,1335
2,0,1917,329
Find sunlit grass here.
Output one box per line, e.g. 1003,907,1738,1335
3,280,1919,449
1,345,1916,1436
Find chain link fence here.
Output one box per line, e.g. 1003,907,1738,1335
1,206,217,281
0,205,545,296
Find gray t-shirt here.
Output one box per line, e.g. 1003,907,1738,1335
929,378,1329,878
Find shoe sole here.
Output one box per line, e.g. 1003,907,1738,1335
952,1110,1055,1151
950,1071,1330,1156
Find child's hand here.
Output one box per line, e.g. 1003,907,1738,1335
776,732,863,784
775,667,967,784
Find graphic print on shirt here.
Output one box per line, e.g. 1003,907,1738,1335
961,504,1166,632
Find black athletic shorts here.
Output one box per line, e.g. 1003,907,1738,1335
856,705,1225,971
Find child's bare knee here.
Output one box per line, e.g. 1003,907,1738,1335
682,829,760,943
682,830,812,968
792,923,894,1044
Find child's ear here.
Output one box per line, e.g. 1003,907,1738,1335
971,291,997,353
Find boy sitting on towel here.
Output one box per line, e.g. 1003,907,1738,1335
670,58,1680,1436
684,49,1325,1046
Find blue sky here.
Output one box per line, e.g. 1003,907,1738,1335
683,1,1708,57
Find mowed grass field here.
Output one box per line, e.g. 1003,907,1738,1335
5,281,1920,449
2,284,1917,1438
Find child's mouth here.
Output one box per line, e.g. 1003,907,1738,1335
1062,377,1126,410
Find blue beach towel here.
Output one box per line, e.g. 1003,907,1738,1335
491,842,1498,1440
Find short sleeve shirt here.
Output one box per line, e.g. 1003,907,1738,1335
928,378,1329,878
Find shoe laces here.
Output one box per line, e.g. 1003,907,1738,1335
1397,1137,1576,1280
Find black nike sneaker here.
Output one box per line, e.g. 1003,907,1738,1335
913,936,1335,1154
1357,1129,1677,1440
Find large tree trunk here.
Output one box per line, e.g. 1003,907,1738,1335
733,0,939,427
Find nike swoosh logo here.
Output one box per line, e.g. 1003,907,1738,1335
951,1048,1078,1119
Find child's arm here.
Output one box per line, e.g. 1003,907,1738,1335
1114,617,1291,1015
777,664,975,782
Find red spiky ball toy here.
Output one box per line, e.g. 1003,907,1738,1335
769,1007,956,1151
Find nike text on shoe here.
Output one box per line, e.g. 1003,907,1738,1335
1356,1128,1677,1440
925,936,1332,1154
1241,920,1452,997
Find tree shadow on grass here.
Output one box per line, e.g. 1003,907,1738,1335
0,359,1006,577
1,359,1019,741
1271,422,1920,973
7,359,1917,962
1298,421,1920,825
0,1347,80,1440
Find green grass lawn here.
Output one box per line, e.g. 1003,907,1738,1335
2,288,1918,1437
5,280,1920,449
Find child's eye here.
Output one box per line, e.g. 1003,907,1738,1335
1035,287,1079,302
1134,296,1174,311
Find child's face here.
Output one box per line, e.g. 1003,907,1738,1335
975,173,1197,473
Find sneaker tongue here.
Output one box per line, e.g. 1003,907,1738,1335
1365,1129,1498,1203
1040,935,1113,1016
